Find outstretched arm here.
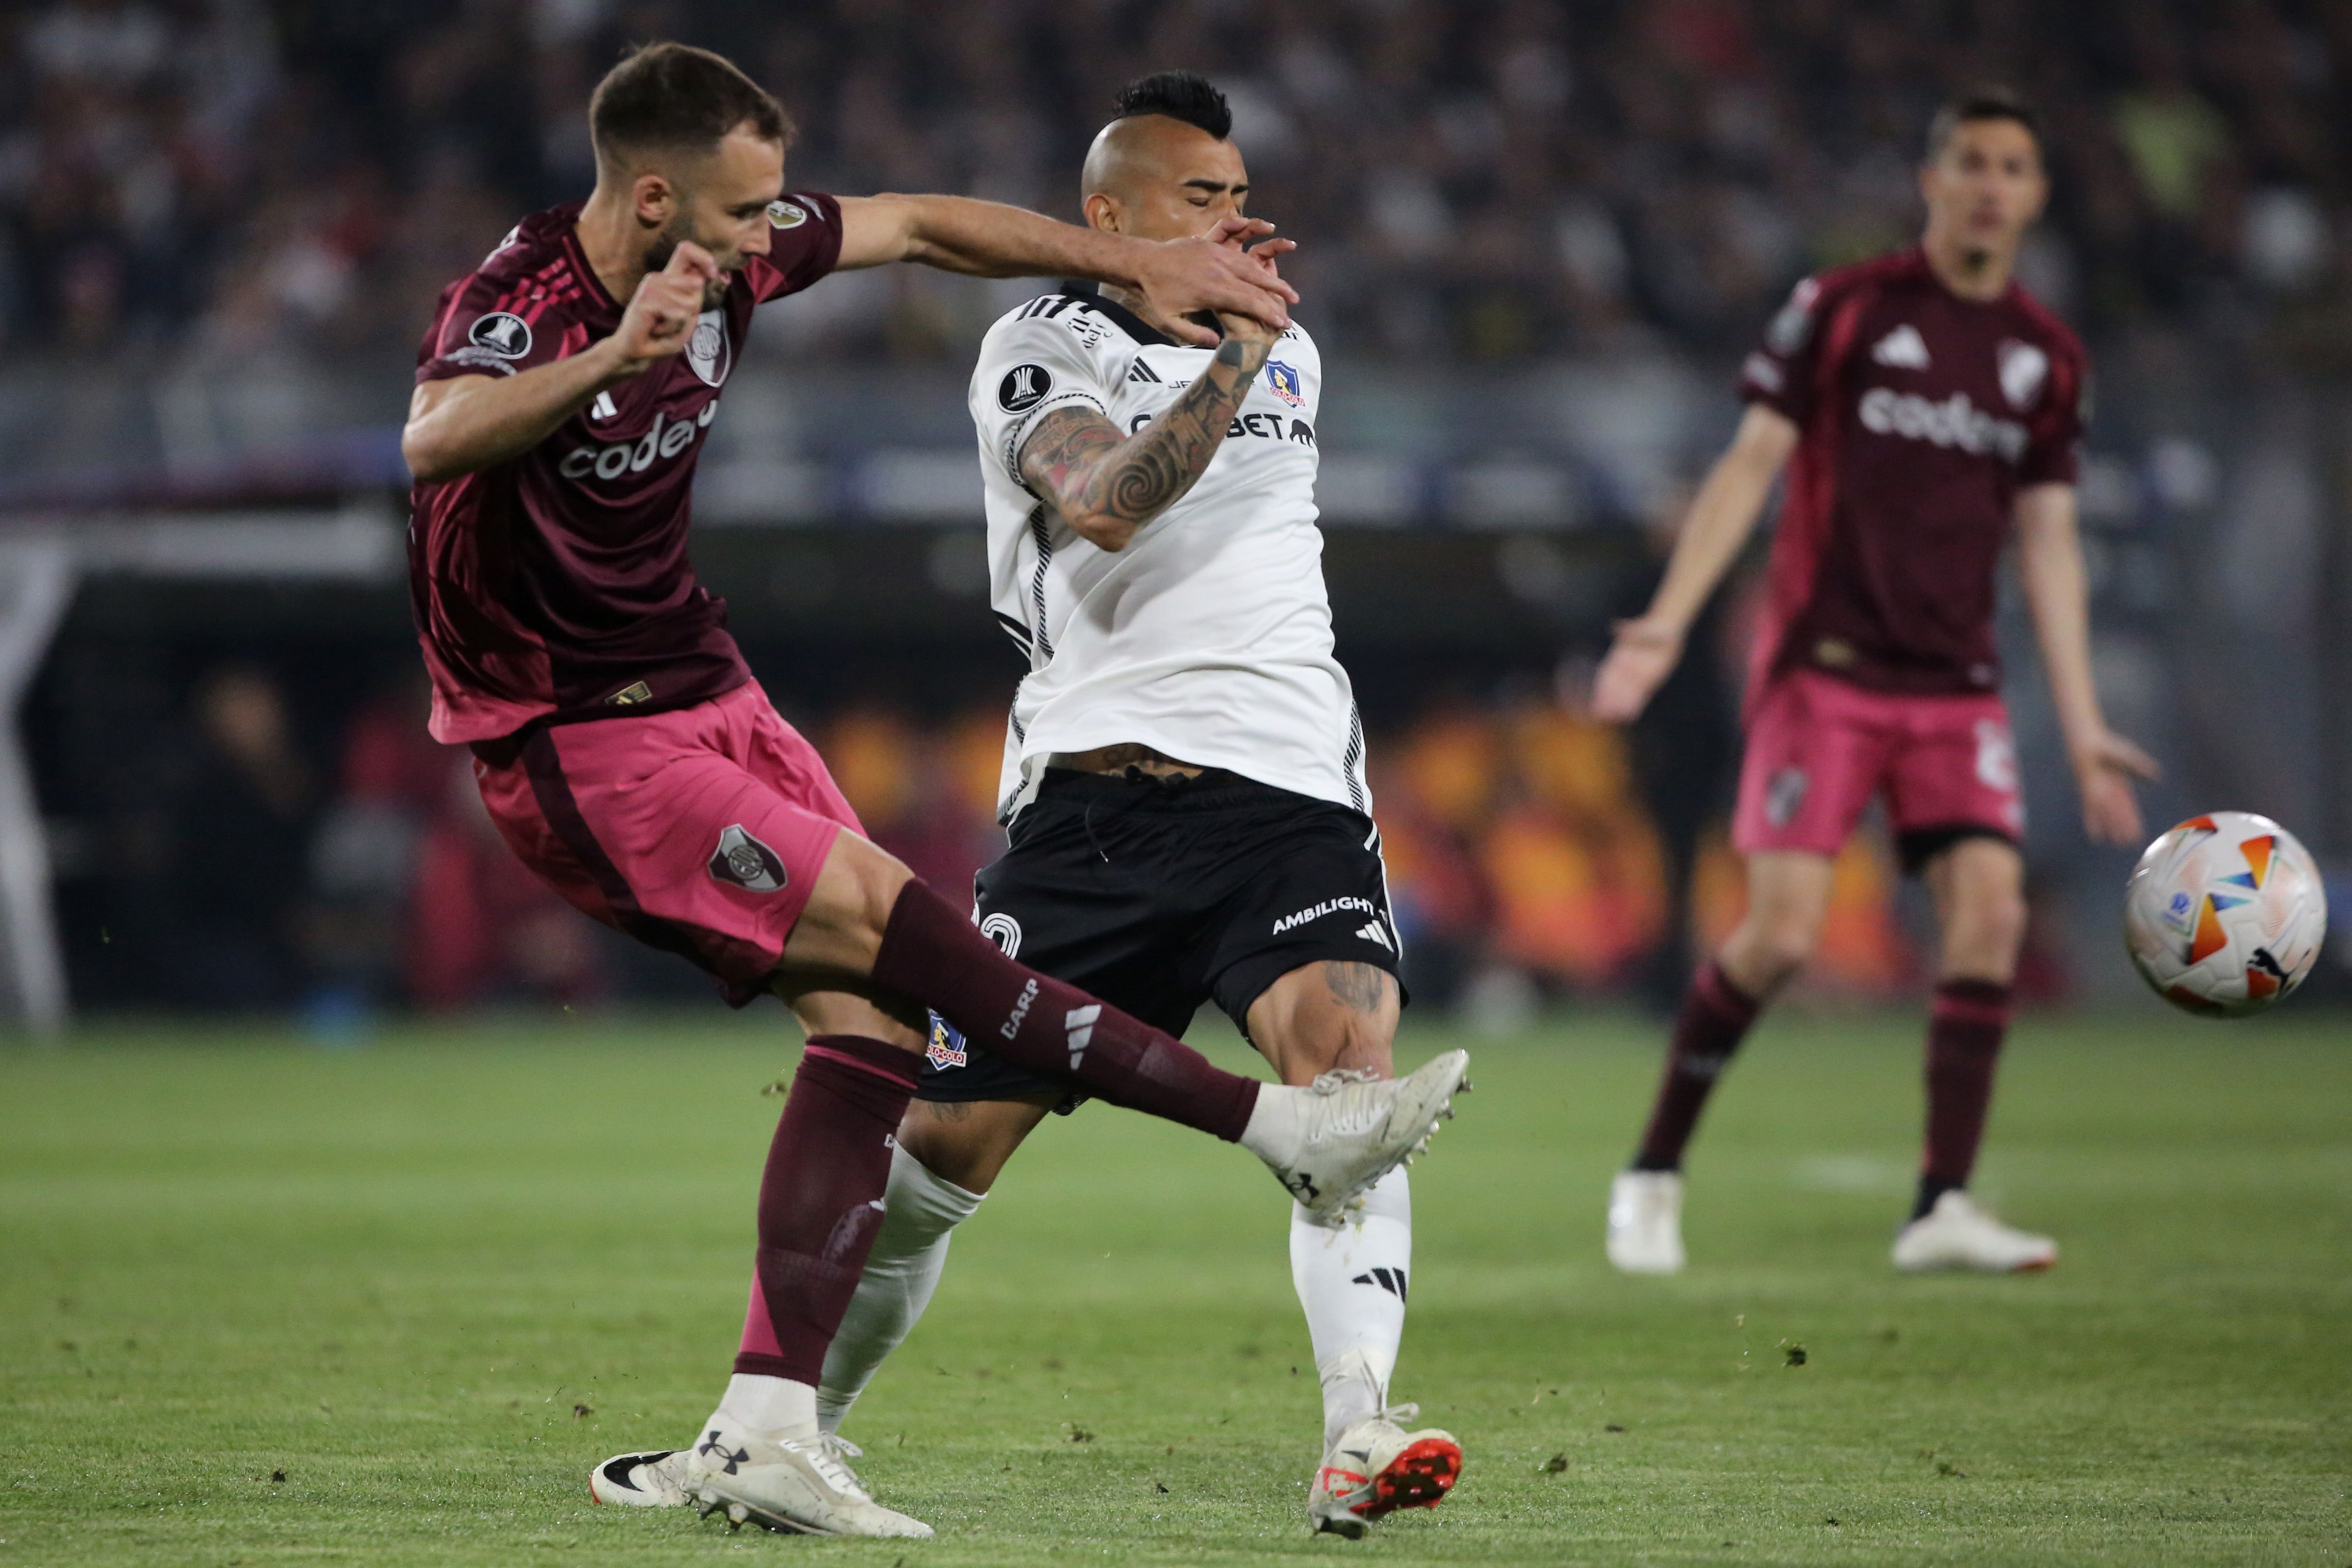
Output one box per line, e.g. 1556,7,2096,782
2013,482,2159,845
836,196,1295,348
1016,318,1274,553
1591,403,1800,722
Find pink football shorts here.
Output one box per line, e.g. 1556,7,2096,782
1732,668,2025,871
471,680,862,1006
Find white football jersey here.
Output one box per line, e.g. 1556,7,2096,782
969,289,1367,821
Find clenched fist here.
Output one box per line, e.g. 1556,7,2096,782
609,242,718,376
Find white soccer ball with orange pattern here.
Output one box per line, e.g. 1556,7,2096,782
2122,812,2327,1017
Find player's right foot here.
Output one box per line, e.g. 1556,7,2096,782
1891,1190,2056,1273
1606,1170,1686,1274
1255,1051,1469,1220
1307,1405,1463,1538
683,1417,933,1537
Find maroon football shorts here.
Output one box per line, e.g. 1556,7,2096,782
1732,668,2024,871
471,681,862,1006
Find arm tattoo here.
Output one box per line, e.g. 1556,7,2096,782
1018,335,1271,539
1323,961,1395,1014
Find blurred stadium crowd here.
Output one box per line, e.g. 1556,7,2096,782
85,654,1963,1024
2,0,2348,360
7,0,2346,1022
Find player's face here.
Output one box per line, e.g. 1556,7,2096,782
1921,118,2047,260
651,127,787,307
1104,126,1251,243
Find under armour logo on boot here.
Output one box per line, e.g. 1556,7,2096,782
697,1430,749,1474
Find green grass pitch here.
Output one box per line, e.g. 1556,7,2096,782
3,1006,2348,1566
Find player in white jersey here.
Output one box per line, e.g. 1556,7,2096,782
822,74,1454,1536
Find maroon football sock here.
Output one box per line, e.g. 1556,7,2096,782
1631,961,1762,1171
1915,978,2012,1218
869,880,1258,1142
733,1035,916,1384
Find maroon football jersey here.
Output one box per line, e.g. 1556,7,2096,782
409,194,843,744
1738,246,2087,703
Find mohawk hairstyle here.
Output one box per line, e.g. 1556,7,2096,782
590,41,794,167
1114,70,1232,140
1925,86,2041,161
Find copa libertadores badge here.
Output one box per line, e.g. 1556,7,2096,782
468,311,532,358
998,364,1051,413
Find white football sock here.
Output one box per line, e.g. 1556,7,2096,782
815,1143,986,1434
715,1372,817,1441
1237,1082,1292,1164
1290,1165,1411,1448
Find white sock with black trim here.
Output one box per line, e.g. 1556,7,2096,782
1289,1165,1411,1448
814,1144,986,1435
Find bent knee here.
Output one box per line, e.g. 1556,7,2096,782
897,1095,1052,1194
1740,913,1823,980
1248,962,1398,1083
1946,890,2027,970
825,832,916,936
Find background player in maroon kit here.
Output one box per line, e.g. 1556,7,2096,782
401,43,1467,1537
1592,90,2157,1276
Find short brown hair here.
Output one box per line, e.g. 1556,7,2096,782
1926,87,2041,162
589,42,794,168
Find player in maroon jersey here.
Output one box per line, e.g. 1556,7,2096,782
1592,90,2157,1277
401,43,1467,1537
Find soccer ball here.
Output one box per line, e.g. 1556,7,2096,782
2123,812,2327,1016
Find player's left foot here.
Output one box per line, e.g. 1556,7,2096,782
589,1447,692,1507
1307,1406,1463,1539
1892,1190,2056,1273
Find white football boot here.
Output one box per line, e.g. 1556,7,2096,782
1307,1404,1463,1538
1892,1191,2057,1274
588,1446,693,1507
1606,1170,1686,1275
588,1430,884,1514
1255,1051,1470,1222
680,1418,932,1537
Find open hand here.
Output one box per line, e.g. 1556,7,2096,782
2074,729,2160,846
1591,616,1686,723
1132,219,1298,347
1207,214,1298,267
610,242,716,374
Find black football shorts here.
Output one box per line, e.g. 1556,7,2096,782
915,766,1404,1109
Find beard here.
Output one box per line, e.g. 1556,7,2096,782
644,221,732,310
